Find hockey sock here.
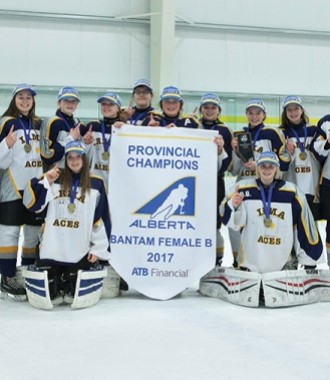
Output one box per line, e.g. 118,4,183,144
0,258,17,277
21,258,36,266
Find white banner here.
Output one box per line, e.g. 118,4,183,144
108,125,218,300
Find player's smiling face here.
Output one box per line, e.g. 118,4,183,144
59,98,78,116
161,99,181,118
201,104,220,121
133,86,153,108
257,164,277,185
101,102,119,118
15,90,34,116
285,104,303,125
246,107,266,127
67,152,83,173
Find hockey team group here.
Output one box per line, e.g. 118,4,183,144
0,78,329,309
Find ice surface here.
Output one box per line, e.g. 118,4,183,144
1,222,330,380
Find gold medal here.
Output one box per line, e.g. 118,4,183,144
299,151,307,161
24,144,32,153
264,217,272,228
67,203,76,213
102,151,110,161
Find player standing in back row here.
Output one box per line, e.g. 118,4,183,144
83,92,123,188
141,86,199,128
280,95,322,221
121,79,155,125
40,86,84,170
311,112,330,266
198,93,233,266
0,83,43,299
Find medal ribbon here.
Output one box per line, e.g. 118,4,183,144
289,124,307,154
18,118,32,146
160,115,178,127
129,110,148,125
244,124,263,148
69,178,80,205
101,121,111,153
60,116,78,132
260,182,274,220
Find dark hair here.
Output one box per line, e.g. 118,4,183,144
281,106,309,128
61,154,90,197
2,93,41,127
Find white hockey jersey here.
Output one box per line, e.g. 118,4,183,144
280,123,321,204
221,178,322,273
23,175,111,264
0,116,43,202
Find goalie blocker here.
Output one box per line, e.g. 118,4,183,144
199,267,330,308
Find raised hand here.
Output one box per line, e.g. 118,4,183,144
285,136,295,154
121,106,135,122
45,163,60,185
231,136,238,151
70,123,81,140
231,186,244,208
244,160,256,170
113,121,125,129
165,123,176,128
5,125,17,148
83,125,93,145
214,135,224,153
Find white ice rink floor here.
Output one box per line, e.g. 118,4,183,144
1,222,330,380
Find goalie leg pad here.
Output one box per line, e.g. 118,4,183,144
310,269,330,303
101,266,120,298
23,266,53,310
262,270,322,307
71,267,107,309
199,267,262,308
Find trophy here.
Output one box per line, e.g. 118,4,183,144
234,131,255,162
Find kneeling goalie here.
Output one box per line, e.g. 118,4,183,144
22,141,116,309
200,151,326,307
